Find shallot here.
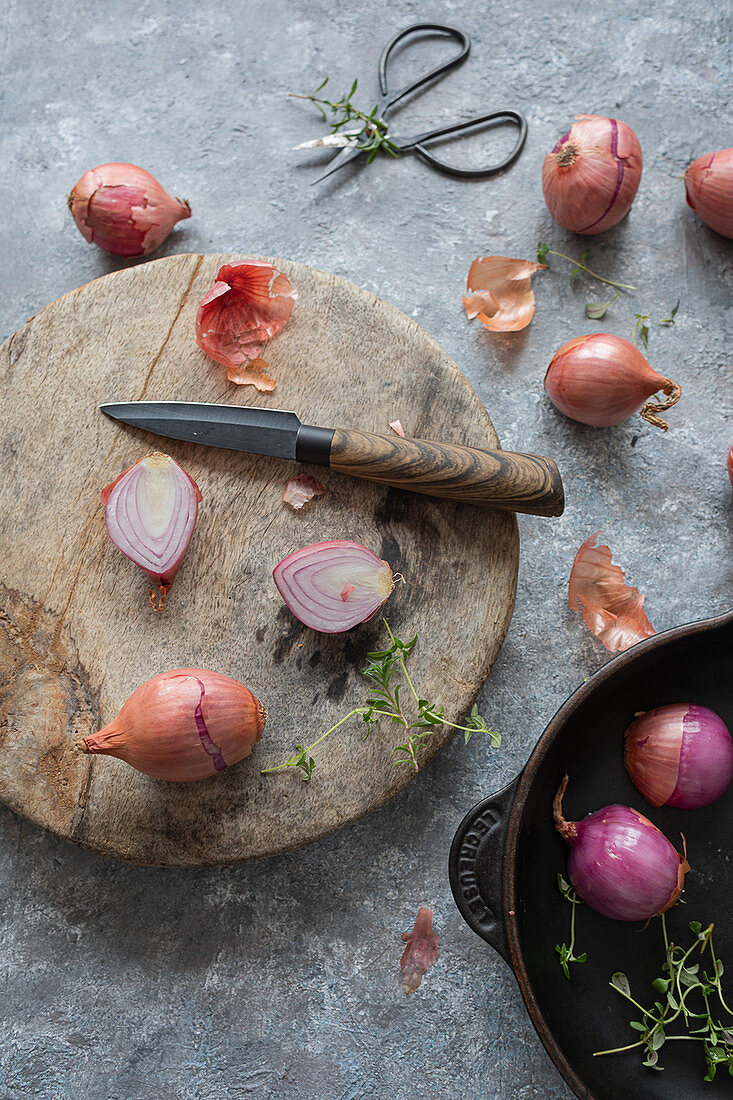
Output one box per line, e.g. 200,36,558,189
273,540,394,633
554,776,689,922
685,148,733,239
78,668,266,782
542,115,642,234
102,452,202,610
544,333,681,430
68,163,191,256
624,704,733,809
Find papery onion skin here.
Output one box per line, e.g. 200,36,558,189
68,163,191,256
102,452,202,608
273,540,394,633
195,262,297,371
727,444,733,486
542,115,642,234
685,148,733,239
544,333,681,430
625,704,733,809
554,776,689,921
79,668,266,782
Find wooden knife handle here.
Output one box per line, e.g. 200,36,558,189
329,428,564,517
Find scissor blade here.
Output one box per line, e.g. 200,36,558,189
293,131,361,150
100,401,302,460
312,144,364,184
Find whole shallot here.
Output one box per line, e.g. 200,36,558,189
554,776,688,922
544,333,681,430
685,148,733,239
68,163,191,256
79,669,266,782
624,704,733,809
542,115,642,234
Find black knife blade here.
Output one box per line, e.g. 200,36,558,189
99,401,334,465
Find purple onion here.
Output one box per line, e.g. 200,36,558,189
102,452,202,609
624,704,733,809
273,540,394,633
553,776,689,922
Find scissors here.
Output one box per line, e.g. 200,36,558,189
294,23,527,184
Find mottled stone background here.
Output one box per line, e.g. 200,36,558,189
1,0,731,1097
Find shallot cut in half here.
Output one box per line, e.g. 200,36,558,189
78,668,265,782
463,256,546,332
195,261,297,383
542,115,642,234
544,333,681,430
401,907,439,994
685,148,733,239
273,540,395,633
554,776,689,922
68,163,191,257
624,705,733,809
282,476,326,510
102,452,202,611
569,532,655,653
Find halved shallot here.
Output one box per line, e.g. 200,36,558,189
102,452,202,610
273,540,395,633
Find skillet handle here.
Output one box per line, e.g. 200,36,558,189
448,774,521,963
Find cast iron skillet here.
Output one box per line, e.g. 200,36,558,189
449,610,733,1100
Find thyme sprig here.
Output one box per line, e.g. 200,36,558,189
595,916,733,1080
261,621,500,780
290,77,399,163
555,874,587,979
537,242,637,293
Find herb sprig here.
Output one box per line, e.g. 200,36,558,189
290,77,399,163
537,242,636,293
261,621,500,780
555,873,587,979
595,916,733,1080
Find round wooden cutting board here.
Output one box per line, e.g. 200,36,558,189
0,254,518,867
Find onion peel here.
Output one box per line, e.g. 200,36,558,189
282,476,326,510
463,257,546,332
568,532,655,652
195,261,297,372
400,907,439,993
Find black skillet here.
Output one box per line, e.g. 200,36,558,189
449,610,733,1099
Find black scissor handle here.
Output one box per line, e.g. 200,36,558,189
404,109,528,179
378,23,470,112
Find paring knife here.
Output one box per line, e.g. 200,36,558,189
100,401,564,518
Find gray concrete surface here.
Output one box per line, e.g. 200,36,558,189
1,1,731,1097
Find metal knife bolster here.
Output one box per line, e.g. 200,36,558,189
295,423,335,466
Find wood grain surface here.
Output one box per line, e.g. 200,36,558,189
0,254,519,867
330,428,565,515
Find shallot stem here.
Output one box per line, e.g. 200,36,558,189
545,248,636,291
